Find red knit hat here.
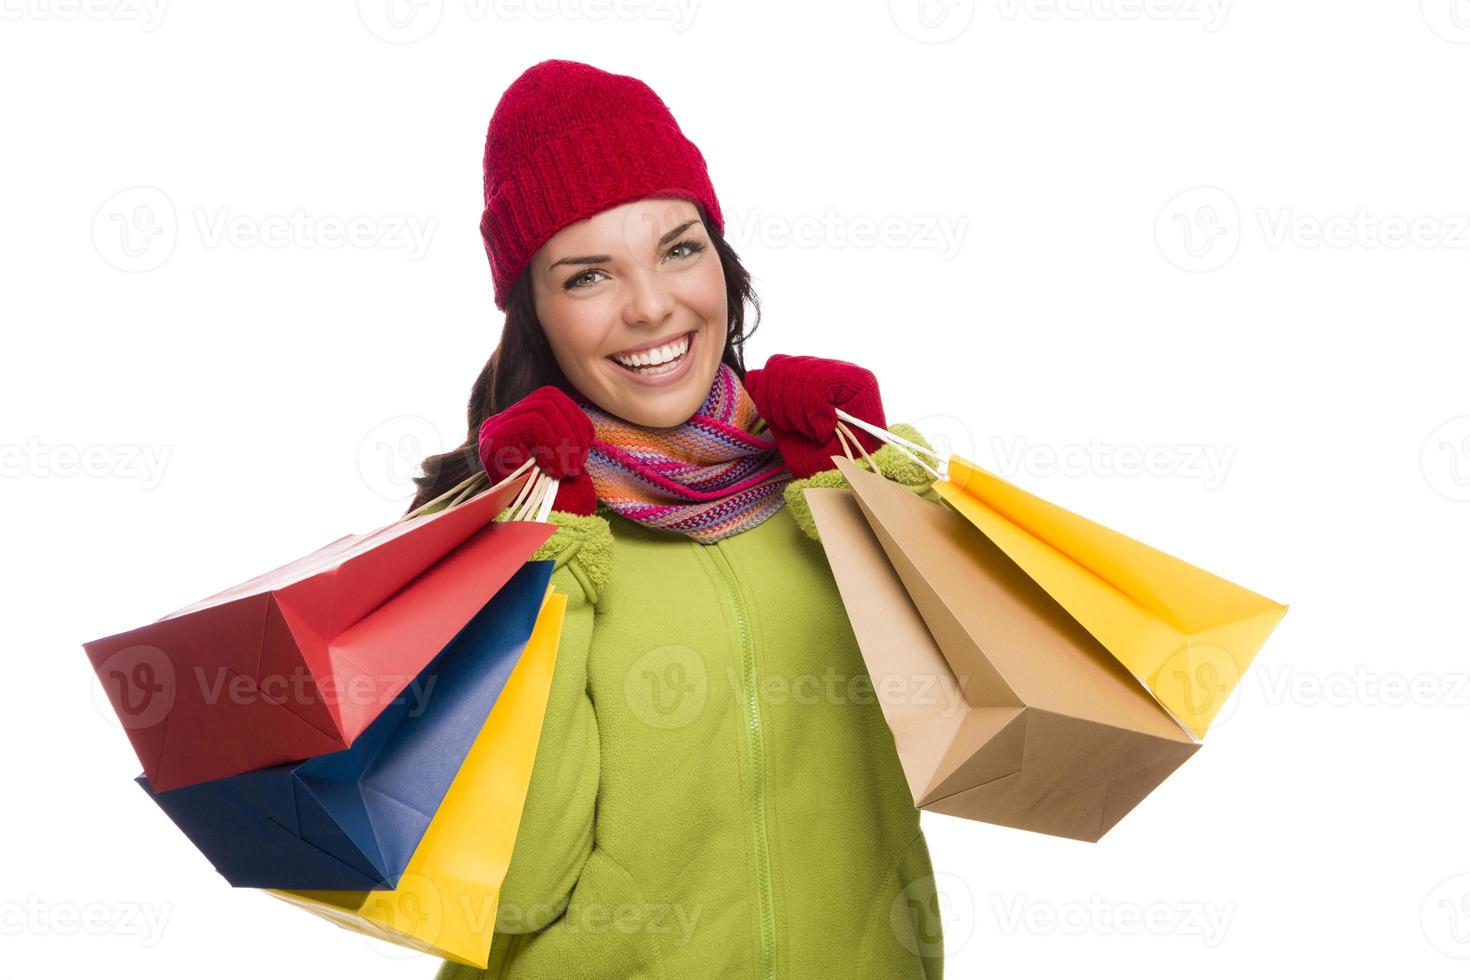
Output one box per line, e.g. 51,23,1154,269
480,59,725,311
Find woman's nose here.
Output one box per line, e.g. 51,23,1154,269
621,266,677,328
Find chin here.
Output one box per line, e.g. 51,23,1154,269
617,392,702,428
581,322,727,427
604,362,719,428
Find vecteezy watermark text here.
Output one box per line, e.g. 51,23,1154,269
1,438,172,489
991,436,1235,489
93,187,437,272
92,643,443,733
724,207,970,261
356,0,700,43
193,208,435,257
1157,186,1470,273
995,0,1229,31
0,0,168,30
0,896,172,946
991,893,1235,945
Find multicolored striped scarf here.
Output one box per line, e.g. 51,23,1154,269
571,362,793,544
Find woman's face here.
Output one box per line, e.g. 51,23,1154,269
529,197,728,428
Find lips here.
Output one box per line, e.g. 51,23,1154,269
606,329,698,386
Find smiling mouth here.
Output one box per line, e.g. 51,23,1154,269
606,330,695,377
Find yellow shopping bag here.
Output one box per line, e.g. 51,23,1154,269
932,455,1287,740
268,586,567,968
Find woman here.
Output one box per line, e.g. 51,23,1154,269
412,59,946,979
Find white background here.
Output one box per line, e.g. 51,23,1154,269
3,1,1468,977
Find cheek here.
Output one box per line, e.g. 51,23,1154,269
691,257,727,319
682,261,728,359
540,306,610,369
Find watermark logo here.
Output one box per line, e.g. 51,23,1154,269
359,873,446,951
892,870,976,957
904,414,977,472
1422,0,1470,43
1422,873,1470,958
1154,642,1241,730
358,414,447,503
625,645,707,730
890,0,976,42
93,186,177,273
90,644,176,732
1155,186,1240,273
614,193,702,275
1421,416,1470,502
357,0,444,42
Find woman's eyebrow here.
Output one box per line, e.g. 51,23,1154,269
548,219,700,270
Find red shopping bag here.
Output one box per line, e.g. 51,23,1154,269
84,470,553,792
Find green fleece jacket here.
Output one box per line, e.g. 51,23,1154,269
432,425,946,980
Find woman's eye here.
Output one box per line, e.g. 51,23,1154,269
666,239,706,262
564,268,606,291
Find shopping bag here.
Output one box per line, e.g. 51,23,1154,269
83,467,554,791
932,455,1288,738
268,585,567,968
135,559,555,890
807,461,1204,842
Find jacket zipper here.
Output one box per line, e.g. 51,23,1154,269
709,542,777,980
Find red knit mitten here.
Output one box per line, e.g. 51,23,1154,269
477,386,597,515
743,354,888,479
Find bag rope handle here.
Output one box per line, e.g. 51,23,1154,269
398,455,561,525
833,408,948,481
496,460,560,524
494,456,540,520
833,419,878,472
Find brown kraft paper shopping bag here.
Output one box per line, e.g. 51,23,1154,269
805,463,1198,843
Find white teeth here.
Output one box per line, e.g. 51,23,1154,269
613,333,690,369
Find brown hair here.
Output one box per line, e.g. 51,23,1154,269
403,203,762,515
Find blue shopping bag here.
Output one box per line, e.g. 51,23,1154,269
137,559,555,889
